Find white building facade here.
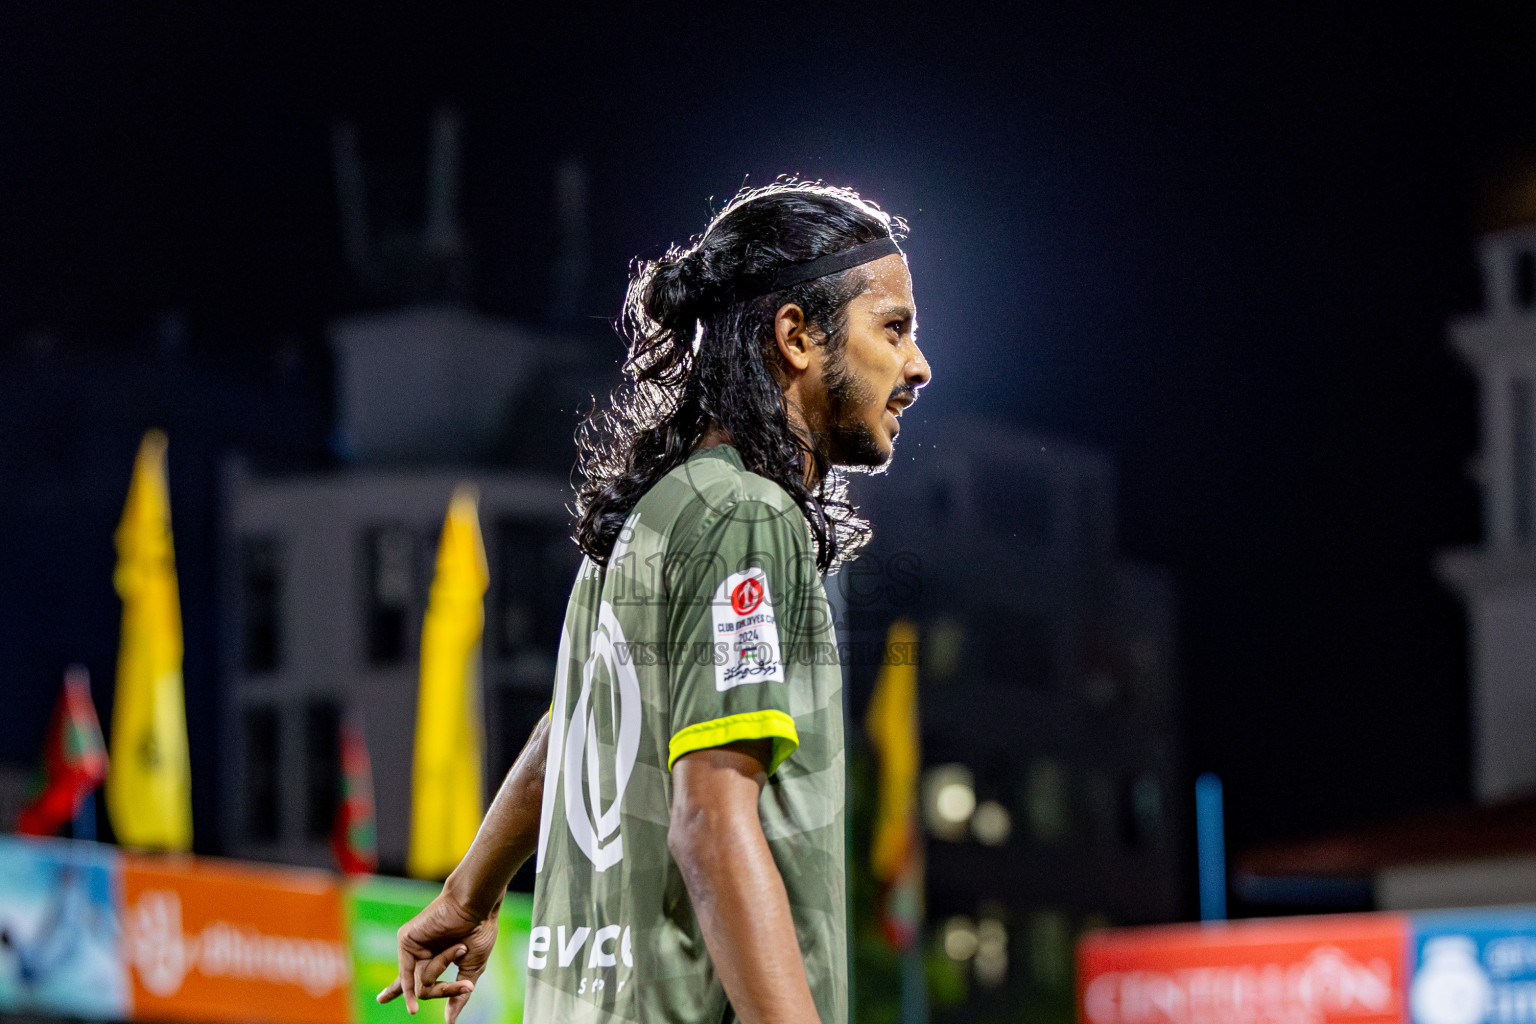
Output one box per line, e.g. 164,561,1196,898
219,302,597,870
1439,222,1536,803
220,463,576,870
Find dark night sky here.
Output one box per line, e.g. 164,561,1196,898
5,3,1535,853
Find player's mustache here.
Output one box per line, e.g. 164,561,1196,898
888,383,919,408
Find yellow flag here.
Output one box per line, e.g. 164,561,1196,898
866,618,921,884
408,485,489,879
105,429,193,851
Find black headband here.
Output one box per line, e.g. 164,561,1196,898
743,236,903,299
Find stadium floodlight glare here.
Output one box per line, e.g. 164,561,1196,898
975,918,1009,987
924,763,976,841
971,800,1011,846
942,916,979,961
936,782,976,823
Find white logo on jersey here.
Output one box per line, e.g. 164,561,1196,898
537,601,642,873
526,922,634,971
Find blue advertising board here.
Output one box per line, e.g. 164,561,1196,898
0,835,128,1020
1410,907,1536,1024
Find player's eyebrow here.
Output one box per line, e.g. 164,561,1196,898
872,304,913,320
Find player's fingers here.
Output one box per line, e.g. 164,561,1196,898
415,945,466,995
396,939,427,1019
418,979,474,1001
396,943,421,1015
443,943,490,1023
376,977,403,1004
446,989,475,1024
453,939,490,982
454,958,488,988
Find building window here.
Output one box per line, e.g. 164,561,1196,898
243,706,280,844
1082,770,1118,847
492,688,558,794
239,537,282,674
303,701,341,841
365,527,416,666
493,520,580,660
1027,911,1072,992
1514,378,1534,543
1120,772,1163,848
923,617,966,683
1025,759,1069,844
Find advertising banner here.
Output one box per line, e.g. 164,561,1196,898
345,876,531,1024
1409,907,1536,1024
121,853,351,1024
0,836,128,1021
1078,913,1411,1024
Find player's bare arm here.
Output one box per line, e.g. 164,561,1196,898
379,714,550,1022
670,739,823,1024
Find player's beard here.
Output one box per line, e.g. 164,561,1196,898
820,344,892,472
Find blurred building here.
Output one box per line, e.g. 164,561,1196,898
1236,179,1536,913
219,303,603,872
1438,206,1536,804
217,109,625,871
847,420,1183,1016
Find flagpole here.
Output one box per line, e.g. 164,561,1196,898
1196,772,1227,921
73,792,96,842
867,618,927,1024
901,943,929,1024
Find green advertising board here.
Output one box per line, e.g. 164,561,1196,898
345,877,532,1024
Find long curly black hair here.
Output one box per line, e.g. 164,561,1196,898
573,181,905,573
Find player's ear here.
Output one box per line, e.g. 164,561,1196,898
775,303,813,374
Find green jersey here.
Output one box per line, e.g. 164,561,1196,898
525,444,847,1024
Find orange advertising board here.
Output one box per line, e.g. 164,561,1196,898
1078,914,1411,1024
122,854,351,1024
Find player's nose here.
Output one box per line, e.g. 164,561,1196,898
905,340,932,391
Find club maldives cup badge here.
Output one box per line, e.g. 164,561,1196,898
732,576,764,615
713,567,784,691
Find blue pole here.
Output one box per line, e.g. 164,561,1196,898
899,944,928,1024
73,790,97,842
1195,773,1226,921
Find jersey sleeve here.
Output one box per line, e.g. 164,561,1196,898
663,498,817,775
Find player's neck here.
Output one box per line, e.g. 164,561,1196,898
783,404,830,491
695,418,827,491
695,423,734,451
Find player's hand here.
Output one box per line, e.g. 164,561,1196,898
376,890,501,1024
